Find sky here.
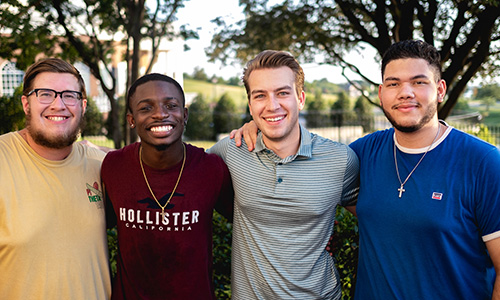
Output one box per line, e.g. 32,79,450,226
174,0,382,84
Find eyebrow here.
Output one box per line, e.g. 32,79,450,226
137,96,178,104
384,74,429,82
250,85,293,96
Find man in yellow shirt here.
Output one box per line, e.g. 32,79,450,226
0,58,111,299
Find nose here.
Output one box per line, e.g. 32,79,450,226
49,93,67,108
266,95,281,111
152,106,169,119
397,83,415,100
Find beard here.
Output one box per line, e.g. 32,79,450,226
25,108,84,149
382,102,438,133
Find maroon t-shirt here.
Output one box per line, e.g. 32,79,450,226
102,142,233,300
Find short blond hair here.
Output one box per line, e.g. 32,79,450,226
242,50,304,100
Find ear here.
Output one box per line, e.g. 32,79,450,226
126,113,135,128
378,84,384,106
81,99,87,114
21,95,29,115
298,90,306,111
183,107,189,126
437,79,447,103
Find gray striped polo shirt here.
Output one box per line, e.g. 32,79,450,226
208,125,359,299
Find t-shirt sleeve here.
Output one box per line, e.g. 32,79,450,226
340,146,360,207
477,148,500,242
206,137,231,161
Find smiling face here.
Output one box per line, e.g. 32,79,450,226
379,58,446,133
21,72,87,149
127,80,187,150
248,66,305,149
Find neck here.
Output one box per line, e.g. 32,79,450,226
262,125,301,159
394,120,444,149
140,141,185,169
19,129,73,160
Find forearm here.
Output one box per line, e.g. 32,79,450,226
492,275,500,300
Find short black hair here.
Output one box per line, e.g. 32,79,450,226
127,73,185,112
381,40,442,81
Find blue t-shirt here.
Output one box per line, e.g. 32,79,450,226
350,125,500,300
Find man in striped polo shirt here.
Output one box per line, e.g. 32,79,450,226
208,50,359,299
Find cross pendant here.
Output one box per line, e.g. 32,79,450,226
398,185,405,198
161,209,167,219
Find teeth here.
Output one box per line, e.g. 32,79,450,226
47,116,67,121
150,125,172,132
265,116,284,122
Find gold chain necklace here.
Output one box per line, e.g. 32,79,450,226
139,143,186,216
393,125,441,198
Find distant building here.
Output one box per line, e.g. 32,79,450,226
0,35,184,115
0,60,24,97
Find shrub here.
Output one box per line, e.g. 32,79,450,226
330,206,359,300
212,211,232,299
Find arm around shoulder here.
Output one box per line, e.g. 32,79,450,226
486,238,500,300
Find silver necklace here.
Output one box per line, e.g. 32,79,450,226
394,125,441,198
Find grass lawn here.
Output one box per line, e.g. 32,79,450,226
478,101,500,126
80,135,217,151
188,140,216,149
79,135,115,148
184,79,247,110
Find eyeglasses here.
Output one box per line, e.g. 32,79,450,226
27,88,83,106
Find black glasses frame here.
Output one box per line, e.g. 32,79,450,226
27,88,83,106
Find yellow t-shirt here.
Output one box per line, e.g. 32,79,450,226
0,132,111,299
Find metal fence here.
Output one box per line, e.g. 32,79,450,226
302,111,500,148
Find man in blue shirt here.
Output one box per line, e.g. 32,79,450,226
234,41,500,299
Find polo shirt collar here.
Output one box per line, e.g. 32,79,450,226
254,124,313,160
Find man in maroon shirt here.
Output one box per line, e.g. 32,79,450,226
102,73,233,300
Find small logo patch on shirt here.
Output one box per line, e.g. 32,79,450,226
87,182,104,208
431,192,443,200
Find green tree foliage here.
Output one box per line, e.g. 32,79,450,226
305,78,342,95
213,93,241,136
81,98,105,137
329,207,359,300
331,91,353,127
212,211,232,299
354,95,374,133
241,104,253,126
475,84,500,112
107,227,118,277
192,67,209,81
475,83,500,101
227,76,242,86
208,0,500,120
0,88,25,134
184,94,214,140
0,0,195,148
306,89,331,128
452,97,471,114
